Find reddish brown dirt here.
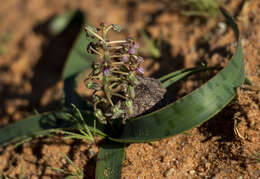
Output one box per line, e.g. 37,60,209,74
0,0,259,178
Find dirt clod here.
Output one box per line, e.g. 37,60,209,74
126,76,166,118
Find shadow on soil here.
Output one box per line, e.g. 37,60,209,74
199,101,237,142
0,11,84,125
31,11,84,112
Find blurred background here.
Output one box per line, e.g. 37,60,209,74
0,0,259,178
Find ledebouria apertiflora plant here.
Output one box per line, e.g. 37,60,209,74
84,23,156,125
0,8,245,179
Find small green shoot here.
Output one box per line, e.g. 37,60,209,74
139,30,161,58
182,0,221,17
250,153,260,163
0,31,12,55
49,10,83,36
70,104,95,142
48,153,84,179
18,164,24,179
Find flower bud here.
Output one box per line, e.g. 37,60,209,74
121,55,128,62
121,83,128,93
92,95,100,103
128,72,139,85
94,109,107,124
128,47,135,55
85,25,98,39
112,24,122,32
128,85,135,99
111,105,124,119
103,67,110,76
137,56,144,63
94,69,100,75
93,63,100,75
125,100,134,116
85,82,101,90
133,42,139,49
93,63,99,69
136,66,144,74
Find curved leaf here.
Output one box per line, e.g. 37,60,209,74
109,8,245,143
49,10,84,36
62,28,96,108
0,110,107,147
96,141,125,179
0,111,73,147
62,31,95,80
160,66,221,88
0,11,101,148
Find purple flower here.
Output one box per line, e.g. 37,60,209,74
136,66,144,74
133,42,139,49
137,56,144,63
129,47,135,55
121,56,128,62
104,67,110,76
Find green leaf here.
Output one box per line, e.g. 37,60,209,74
49,10,84,36
62,24,96,109
62,30,95,80
0,11,106,147
159,66,221,88
109,8,245,143
139,30,161,58
96,141,125,179
0,110,107,147
0,111,74,147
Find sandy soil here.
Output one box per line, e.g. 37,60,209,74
0,0,259,178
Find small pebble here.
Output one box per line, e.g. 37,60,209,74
205,162,211,169
189,170,196,175
88,148,97,158
164,168,175,177
216,22,227,35
61,157,67,164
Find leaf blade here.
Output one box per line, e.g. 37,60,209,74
160,66,221,88
109,8,245,143
62,28,96,108
0,110,106,147
96,141,125,179
0,112,73,147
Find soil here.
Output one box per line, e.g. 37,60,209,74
0,0,259,178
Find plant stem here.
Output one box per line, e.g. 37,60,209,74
103,25,113,37
111,70,129,76
89,46,102,56
109,82,119,89
110,54,129,58
107,40,127,45
111,92,128,100
109,46,123,50
111,62,124,65
85,26,105,43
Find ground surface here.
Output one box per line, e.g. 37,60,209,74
0,0,259,178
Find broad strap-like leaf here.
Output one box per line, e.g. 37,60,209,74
109,8,245,143
49,10,84,36
159,66,221,88
0,110,106,147
62,25,96,109
0,111,74,147
96,141,125,179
